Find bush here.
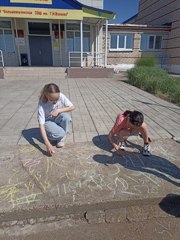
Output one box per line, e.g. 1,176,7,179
127,66,180,105
169,85,180,104
136,55,157,67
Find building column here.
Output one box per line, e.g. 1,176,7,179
80,20,83,67
14,18,21,66
58,20,63,66
105,19,108,67
95,20,100,66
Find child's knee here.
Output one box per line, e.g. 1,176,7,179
61,113,71,122
47,128,66,141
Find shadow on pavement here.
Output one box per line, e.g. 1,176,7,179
159,194,180,218
22,128,49,156
133,99,180,111
92,135,180,187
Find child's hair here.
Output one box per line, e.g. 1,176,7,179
39,83,60,103
123,110,144,126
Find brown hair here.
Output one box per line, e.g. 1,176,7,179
123,110,144,126
39,83,60,103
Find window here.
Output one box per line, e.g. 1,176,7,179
0,21,15,53
141,34,162,50
66,23,91,52
110,34,133,51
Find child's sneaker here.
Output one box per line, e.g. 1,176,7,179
56,136,66,148
143,143,151,156
120,141,126,150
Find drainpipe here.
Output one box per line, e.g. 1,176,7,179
14,19,21,66
80,20,83,67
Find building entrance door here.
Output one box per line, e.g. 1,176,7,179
29,36,52,66
28,22,53,66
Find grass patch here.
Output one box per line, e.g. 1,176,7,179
136,55,157,67
127,66,180,105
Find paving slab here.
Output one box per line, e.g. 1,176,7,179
0,138,179,223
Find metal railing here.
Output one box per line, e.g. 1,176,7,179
0,50,4,67
68,52,105,67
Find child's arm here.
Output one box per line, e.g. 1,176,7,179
39,124,55,155
51,105,75,118
108,130,124,155
139,122,152,143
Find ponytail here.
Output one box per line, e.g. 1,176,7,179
123,110,132,117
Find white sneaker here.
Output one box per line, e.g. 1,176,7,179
56,136,66,148
120,141,126,150
143,143,151,156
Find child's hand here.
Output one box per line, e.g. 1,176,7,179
114,144,124,156
51,109,61,118
116,148,125,156
46,143,55,156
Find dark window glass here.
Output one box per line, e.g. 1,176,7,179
149,36,154,49
110,34,117,49
155,36,162,49
28,22,50,35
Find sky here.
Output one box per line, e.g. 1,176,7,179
104,0,139,23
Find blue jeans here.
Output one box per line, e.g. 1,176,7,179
45,112,71,141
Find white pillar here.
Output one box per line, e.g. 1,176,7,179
95,20,101,66
58,20,63,66
80,20,83,67
97,23,99,66
105,19,108,67
95,24,98,66
14,19,21,66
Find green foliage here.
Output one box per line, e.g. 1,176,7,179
135,55,157,67
127,66,180,105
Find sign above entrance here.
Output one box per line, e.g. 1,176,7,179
0,0,115,20
0,7,83,20
10,0,52,4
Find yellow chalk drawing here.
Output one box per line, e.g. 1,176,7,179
39,179,51,191
8,169,20,184
19,146,38,154
25,181,35,191
10,193,42,208
34,171,42,181
46,157,64,174
0,184,20,202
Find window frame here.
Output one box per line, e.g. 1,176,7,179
0,20,15,53
66,23,91,53
140,34,162,51
110,33,134,51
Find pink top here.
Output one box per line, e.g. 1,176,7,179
111,113,129,134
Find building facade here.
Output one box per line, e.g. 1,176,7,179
122,0,180,74
106,23,171,71
0,0,114,67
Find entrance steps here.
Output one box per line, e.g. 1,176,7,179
3,67,67,81
67,67,114,78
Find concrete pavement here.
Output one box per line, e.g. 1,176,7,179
0,76,180,239
0,77,180,145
